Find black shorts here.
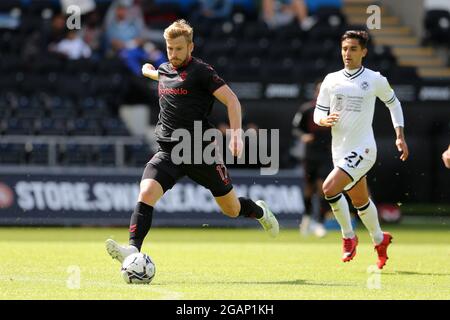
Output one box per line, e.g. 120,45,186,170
142,147,233,197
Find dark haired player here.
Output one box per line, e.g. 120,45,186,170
105,20,279,263
314,30,409,269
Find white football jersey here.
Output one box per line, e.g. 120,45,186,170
315,66,400,162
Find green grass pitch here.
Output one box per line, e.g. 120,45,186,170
0,224,449,300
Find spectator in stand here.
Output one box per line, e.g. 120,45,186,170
191,0,234,23
261,0,308,29
52,29,92,60
105,0,166,75
105,0,165,45
304,0,342,14
80,10,103,58
22,13,69,60
47,13,67,45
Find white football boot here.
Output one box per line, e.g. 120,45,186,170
105,239,138,263
255,200,279,238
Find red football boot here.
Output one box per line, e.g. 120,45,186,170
375,232,393,269
342,235,358,262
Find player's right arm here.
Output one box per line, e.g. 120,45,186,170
142,63,159,81
313,75,340,127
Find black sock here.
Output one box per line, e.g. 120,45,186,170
129,201,153,251
238,197,264,219
304,196,312,215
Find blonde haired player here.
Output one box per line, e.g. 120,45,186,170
105,20,279,264
314,30,409,269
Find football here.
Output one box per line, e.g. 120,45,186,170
121,252,156,284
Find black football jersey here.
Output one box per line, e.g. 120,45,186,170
155,57,226,143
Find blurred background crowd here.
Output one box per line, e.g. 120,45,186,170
0,0,449,224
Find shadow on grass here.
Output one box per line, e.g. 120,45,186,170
159,279,355,287
384,270,450,277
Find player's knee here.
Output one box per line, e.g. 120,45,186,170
139,180,163,204
322,180,337,198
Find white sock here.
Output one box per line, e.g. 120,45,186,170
356,199,384,244
326,193,355,239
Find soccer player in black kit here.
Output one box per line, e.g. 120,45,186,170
106,20,279,263
293,81,332,238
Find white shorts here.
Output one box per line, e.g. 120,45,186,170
333,147,376,191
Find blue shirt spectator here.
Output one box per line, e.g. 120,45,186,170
304,0,341,14
105,2,165,75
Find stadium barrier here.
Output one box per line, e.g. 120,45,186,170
0,135,146,166
0,166,305,227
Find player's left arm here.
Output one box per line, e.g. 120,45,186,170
213,85,243,157
376,75,409,161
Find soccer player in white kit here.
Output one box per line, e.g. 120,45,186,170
314,31,409,269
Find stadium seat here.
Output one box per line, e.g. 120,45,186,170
27,143,49,165
60,144,93,166
13,95,45,119
266,40,291,59
37,118,68,136
314,6,347,27
202,39,237,61
0,30,23,54
91,74,125,95
0,74,18,92
97,57,127,74
294,61,327,83
231,0,258,21
101,118,130,136
79,96,109,119
125,144,153,167
0,143,26,164
17,15,41,34
30,53,65,73
300,42,333,60
68,118,102,136
47,96,78,119
0,97,12,119
0,55,22,73
273,23,305,42
308,24,345,43
4,118,35,135
0,0,21,12
56,75,89,99
65,58,97,74
228,59,262,82
240,21,273,40
94,144,117,167
233,40,267,59
260,58,296,83
424,9,450,46
21,74,51,94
